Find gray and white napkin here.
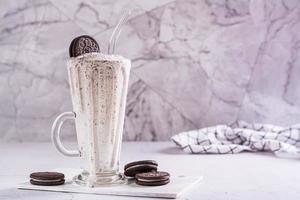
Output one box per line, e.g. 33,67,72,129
171,121,300,158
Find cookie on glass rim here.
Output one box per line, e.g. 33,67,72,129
69,35,100,57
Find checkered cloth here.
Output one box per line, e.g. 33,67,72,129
171,121,300,158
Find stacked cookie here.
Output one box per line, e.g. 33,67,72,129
124,160,170,186
124,160,158,177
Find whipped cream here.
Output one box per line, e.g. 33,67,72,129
68,52,131,66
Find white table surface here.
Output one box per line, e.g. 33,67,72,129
1,142,300,200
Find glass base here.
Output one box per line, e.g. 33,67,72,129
73,170,126,187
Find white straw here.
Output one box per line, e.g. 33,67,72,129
108,10,132,54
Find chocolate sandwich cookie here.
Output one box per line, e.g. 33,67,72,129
69,35,100,57
30,172,65,186
124,160,158,177
135,171,170,186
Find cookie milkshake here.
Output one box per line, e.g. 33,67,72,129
50,11,171,189
68,53,130,185
51,35,131,186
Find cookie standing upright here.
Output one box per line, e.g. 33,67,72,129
69,35,100,57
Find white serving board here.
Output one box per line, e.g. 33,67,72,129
18,168,202,199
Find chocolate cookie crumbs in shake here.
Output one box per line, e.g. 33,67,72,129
67,52,130,186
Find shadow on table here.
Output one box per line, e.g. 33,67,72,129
159,147,244,156
158,146,189,155
159,147,300,161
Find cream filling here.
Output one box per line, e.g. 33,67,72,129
126,164,157,171
137,178,169,182
31,178,63,183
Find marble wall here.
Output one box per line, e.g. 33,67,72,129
1,0,300,142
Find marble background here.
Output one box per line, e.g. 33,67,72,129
1,0,300,142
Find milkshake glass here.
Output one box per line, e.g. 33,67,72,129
51,53,131,186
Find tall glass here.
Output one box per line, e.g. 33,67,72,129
51,53,131,187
